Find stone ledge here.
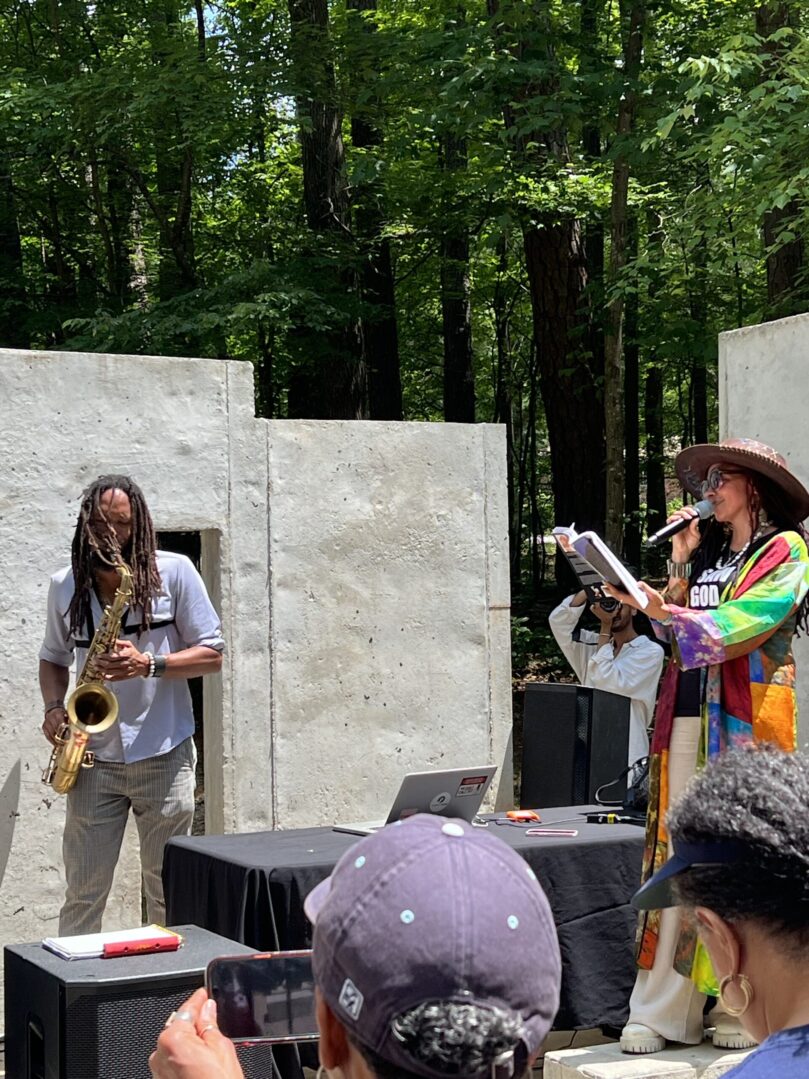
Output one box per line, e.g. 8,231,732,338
544,1041,751,1079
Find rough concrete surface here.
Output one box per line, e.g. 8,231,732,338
0,347,511,1019
720,312,809,746
545,1042,751,1079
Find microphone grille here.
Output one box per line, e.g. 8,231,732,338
694,498,715,520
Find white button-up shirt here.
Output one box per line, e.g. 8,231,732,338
40,550,224,763
549,595,664,767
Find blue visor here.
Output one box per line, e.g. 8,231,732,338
632,839,751,910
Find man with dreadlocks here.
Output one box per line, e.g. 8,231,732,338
39,475,224,934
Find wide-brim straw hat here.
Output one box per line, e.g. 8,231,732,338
675,437,809,522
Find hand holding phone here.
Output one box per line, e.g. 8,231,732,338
206,950,318,1044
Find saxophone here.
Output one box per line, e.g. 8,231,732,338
42,563,134,795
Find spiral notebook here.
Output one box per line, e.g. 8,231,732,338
42,924,183,960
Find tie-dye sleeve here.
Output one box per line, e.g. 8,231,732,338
668,557,809,670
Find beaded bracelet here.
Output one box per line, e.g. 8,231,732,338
143,651,156,678
666,559,692,578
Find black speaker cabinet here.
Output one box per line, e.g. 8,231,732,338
4,924,279,1079
520,682,631,808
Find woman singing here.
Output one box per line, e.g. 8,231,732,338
603,438,809,1055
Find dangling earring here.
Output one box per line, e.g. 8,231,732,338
718,972,754,1017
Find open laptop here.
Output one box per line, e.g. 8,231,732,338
333,765,497,837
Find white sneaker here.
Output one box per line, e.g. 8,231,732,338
712,1019,757,1051
620,1023,667,1054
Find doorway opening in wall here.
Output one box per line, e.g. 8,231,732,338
156,531,206,837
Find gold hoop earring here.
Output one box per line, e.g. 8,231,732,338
718,973,754,1017
317,1067,327,1079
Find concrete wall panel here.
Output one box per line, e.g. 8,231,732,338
0,347,511,1008
266,420,511,825
719,314,809,746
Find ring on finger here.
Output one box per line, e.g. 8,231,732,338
199,1024,217,1036
165,1009,195,1026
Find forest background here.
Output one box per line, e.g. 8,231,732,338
2,0,808,677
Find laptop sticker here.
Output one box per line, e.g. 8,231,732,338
456,775,489,796
429,791,452,813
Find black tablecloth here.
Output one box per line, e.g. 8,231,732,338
164,806,644,1031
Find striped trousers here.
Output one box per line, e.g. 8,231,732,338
59,737,196,935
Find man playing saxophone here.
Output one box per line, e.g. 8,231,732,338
39,475,224,935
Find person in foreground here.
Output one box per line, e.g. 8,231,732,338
549,588,663,768
602,438,809,1054
149,813,563,1079
633,744,809,1077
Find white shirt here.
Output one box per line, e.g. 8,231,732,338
548,595,664,767
40,551,224,764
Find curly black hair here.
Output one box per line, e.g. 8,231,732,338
669,745,809,952
350,1001,528,1079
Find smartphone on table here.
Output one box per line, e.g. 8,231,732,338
206,949,318,1043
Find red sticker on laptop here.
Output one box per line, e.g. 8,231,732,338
456,775,488,796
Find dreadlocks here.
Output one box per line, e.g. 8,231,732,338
68,475,162,636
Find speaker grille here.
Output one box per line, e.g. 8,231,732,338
572,691,591,803
65,980,199,1078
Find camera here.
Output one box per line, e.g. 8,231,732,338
598,596,619,612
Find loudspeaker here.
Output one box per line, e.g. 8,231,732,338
520,683,630,808
4,925,278,1079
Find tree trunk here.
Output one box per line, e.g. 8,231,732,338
579,0,606,381
523,220,604,533
146,3,197,302
440,132,475,422
756,3,804,314
493,237,519,593
287,0,367,418
604,0,645,551
644,366,666,574
491,0,605,538
0,141,29,348
624,216,641,570
687,171,709,445
347,0,403,420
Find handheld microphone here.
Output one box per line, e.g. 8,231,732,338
645,499,714,548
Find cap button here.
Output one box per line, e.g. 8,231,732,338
442,822,465,837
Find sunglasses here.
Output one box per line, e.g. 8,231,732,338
700,468,743,498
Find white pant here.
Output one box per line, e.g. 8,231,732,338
627,716,707,1043
60,737,196,934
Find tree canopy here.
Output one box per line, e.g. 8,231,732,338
3,0,807,609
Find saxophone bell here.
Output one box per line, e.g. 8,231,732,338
67,683,119,735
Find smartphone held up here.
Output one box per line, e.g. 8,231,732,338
206,950,318,1043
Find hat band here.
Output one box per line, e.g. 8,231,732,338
672,838,751,867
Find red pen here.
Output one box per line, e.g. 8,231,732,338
103,936,182,958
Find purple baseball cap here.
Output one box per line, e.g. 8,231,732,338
304,814,561,1079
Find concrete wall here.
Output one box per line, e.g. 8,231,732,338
719,313,809,747
0,348,511,991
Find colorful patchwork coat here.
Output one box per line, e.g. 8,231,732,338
635,529,809,994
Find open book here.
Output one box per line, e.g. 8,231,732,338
552,525,648,609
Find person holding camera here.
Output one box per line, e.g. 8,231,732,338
549,589,664,768
149,813,563,1079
